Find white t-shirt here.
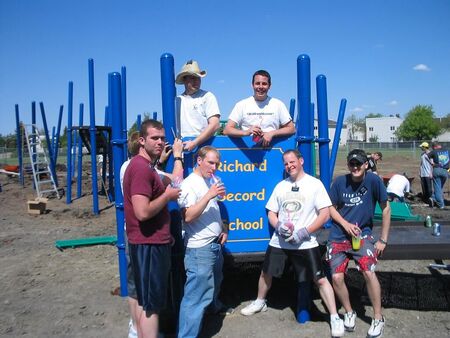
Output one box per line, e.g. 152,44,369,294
387,174,410,197
265,173,331,250
120,159,131,194
176,89,220,137
420,152,433,177
177,172,223,248
228,96,292,132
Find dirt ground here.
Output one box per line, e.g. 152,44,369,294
0,155,449,338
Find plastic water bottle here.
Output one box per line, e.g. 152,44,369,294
209,174,224,199
425,215,432,228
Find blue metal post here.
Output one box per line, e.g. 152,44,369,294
88,59,99,215
54,105,63,165
330,99,347,179
316,75,331,191
51,126,56,159
153,111,158,120
77,103,84,199
110,72,127,296
31,102,37,189
66,82,73,203
160,53,177,146
15,104,23,186
137,114,142,131
297,54,313,175
289,98,296,120
40,102,58,187
121,66,128,163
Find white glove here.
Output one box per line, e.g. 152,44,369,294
278,223,293,239
287,228,310,244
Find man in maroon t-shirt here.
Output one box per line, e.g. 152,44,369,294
123,119,180,338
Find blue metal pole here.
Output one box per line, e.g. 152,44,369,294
316,75,331,191
66,82,73,203
137,114,142,131
110,72,127,297
121,66,128,163
88,58,99,214
160,53,176,146
330,99,347,179
31,102,37,189
54,105,63,165
77,103,84,199
15,104,23,186
289,98,296,120
40,102,58,187
153,111,158,120
297,54,313,175
296,54,313,324
51,126,56,161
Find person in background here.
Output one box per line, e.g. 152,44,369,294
223,69,295,147
386,173,411,202
175,60,220,152
327,148,391,338
428,141,449,209
367,151,383,176
419,142,433,203
240,149,345,338
177,146,232,338
123,119,181,338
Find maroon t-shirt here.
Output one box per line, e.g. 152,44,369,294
123,155,172,244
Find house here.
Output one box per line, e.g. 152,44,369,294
313,119,348,147
365,116,403,142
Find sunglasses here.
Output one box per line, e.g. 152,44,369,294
348,161,363,167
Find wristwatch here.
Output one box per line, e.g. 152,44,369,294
378,238,388,245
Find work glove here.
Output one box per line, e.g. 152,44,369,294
277,222,293,239
286,227,310,244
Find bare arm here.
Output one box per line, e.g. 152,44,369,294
183,115,220,151
267,210,279,229
376,200,391,255
132,186,180,221
223,119,261,137
305,206,330,233
182,182,225,223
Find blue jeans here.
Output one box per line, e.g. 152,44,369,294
432,167,448,208
178,243,224,338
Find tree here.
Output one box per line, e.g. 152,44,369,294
395,105,441,141
365,113,384,118
345,114,365,140
128,112,151,136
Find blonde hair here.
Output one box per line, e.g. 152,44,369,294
127,131,140,156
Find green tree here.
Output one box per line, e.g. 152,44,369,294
345,114,365,140
395,105,441,140
365,113,384,118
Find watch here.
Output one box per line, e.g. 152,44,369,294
379,238,387,245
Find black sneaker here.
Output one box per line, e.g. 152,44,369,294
429,197,435,208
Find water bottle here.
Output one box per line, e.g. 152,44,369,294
432,223,441,236
209,174,224,199
425,215,432,228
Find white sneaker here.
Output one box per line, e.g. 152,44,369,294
344,310,357,331
128,319,137,338
330,317,345,337
240,300,267,316
367,316,385,338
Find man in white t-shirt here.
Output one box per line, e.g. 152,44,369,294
386,173,411,202
223,70,295,147
177,146,232,338
240,149,344,337
175,60,220,152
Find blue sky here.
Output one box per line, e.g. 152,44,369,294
1,0,449,136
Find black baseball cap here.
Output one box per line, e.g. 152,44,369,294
347,149,368,164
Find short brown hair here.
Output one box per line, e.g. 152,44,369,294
139,119,164,138
283,149,303,160
196,145,220,161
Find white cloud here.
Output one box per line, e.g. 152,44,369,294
350,107,364,113
217,79,225,84
413,64,431,72
388,100,398,106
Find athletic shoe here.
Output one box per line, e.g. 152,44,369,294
429,197,435,208
330,317,345,337
367,316,385,338
128,319,137,338
240,300,267,316
344,311,357,331
217,305,235,316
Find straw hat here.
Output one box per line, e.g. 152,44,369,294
175,60,207,84
419,142,429,148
